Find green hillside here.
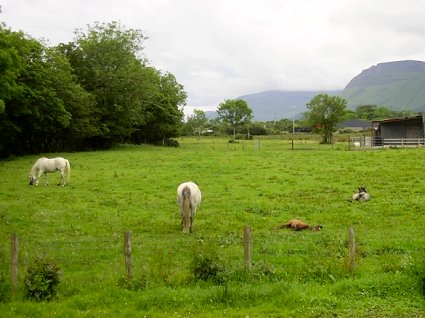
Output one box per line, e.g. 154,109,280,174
339,60,425,111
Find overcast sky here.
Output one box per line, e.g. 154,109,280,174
2,0,425,116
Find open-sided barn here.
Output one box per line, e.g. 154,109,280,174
371,114,425,147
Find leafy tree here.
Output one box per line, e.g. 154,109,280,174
65,22,148,145
0,24,21,115
274,118,294,133
130,67,185,144
47,46,97,150
186,109,208,136
206,117,224,135
64,21,185,147
305,94,347,144
249,122,268,135
217,99,253,142
0,25,77,156
355,105,378,120
342,109,357,121
354,104,416,121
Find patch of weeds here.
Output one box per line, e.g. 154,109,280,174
217,233,240,246
406,258,425,295
300,258,348,283
101,198,119,208
252,261,279,281
191,246,226,284
375,245,406,256
147,249,187,287
227,261,279,283
24,257,61,301
207,283,234,305
117,275,148,291
0,272,10,302
382,254,412,273
245,207,273,216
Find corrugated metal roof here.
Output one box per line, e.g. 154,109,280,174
371,115,422,124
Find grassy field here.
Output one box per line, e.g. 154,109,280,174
0,137,424,317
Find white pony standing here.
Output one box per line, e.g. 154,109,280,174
177,181,201,233
29,157,71,186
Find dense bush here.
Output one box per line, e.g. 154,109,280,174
249,123,268,135
191,252,225,284
24,258,61,301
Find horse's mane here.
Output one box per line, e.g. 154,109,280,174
30,161,39,176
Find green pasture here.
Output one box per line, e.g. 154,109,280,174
0,137,424,317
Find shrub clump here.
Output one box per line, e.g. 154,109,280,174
191,252,225,284
24,257,61,301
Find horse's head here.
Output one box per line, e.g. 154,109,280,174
29,175,38,186
310,225,323,231
358,187,367,194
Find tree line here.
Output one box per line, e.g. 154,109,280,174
185,95,416,144
0,21,186,158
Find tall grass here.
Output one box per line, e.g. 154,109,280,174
0,137,424,317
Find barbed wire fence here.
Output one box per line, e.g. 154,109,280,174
5,226,424,299
177,137,346,151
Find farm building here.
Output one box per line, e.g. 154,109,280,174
371,114,425,147
337,119,370,132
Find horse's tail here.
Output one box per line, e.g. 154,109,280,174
65,159,71,183
182,186,191,232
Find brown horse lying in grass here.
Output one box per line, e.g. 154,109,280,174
274,219,322,231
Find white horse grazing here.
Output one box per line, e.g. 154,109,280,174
177,181,201,233
352,187,370,201
29,157,71,186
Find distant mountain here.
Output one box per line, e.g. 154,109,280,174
237,90,340,121
205,111,218,120
206,60,425,122
339,60,425,112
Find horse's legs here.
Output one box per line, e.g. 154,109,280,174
58,169,64,186
44,172,49,186
189,208,195,233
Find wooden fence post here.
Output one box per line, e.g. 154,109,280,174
11,233,18,298
348,227,356,274
124,231,133,280
243,226,252,271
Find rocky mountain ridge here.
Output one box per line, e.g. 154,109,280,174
235,60,425,121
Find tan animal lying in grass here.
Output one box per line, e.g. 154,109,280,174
274,219,322,231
